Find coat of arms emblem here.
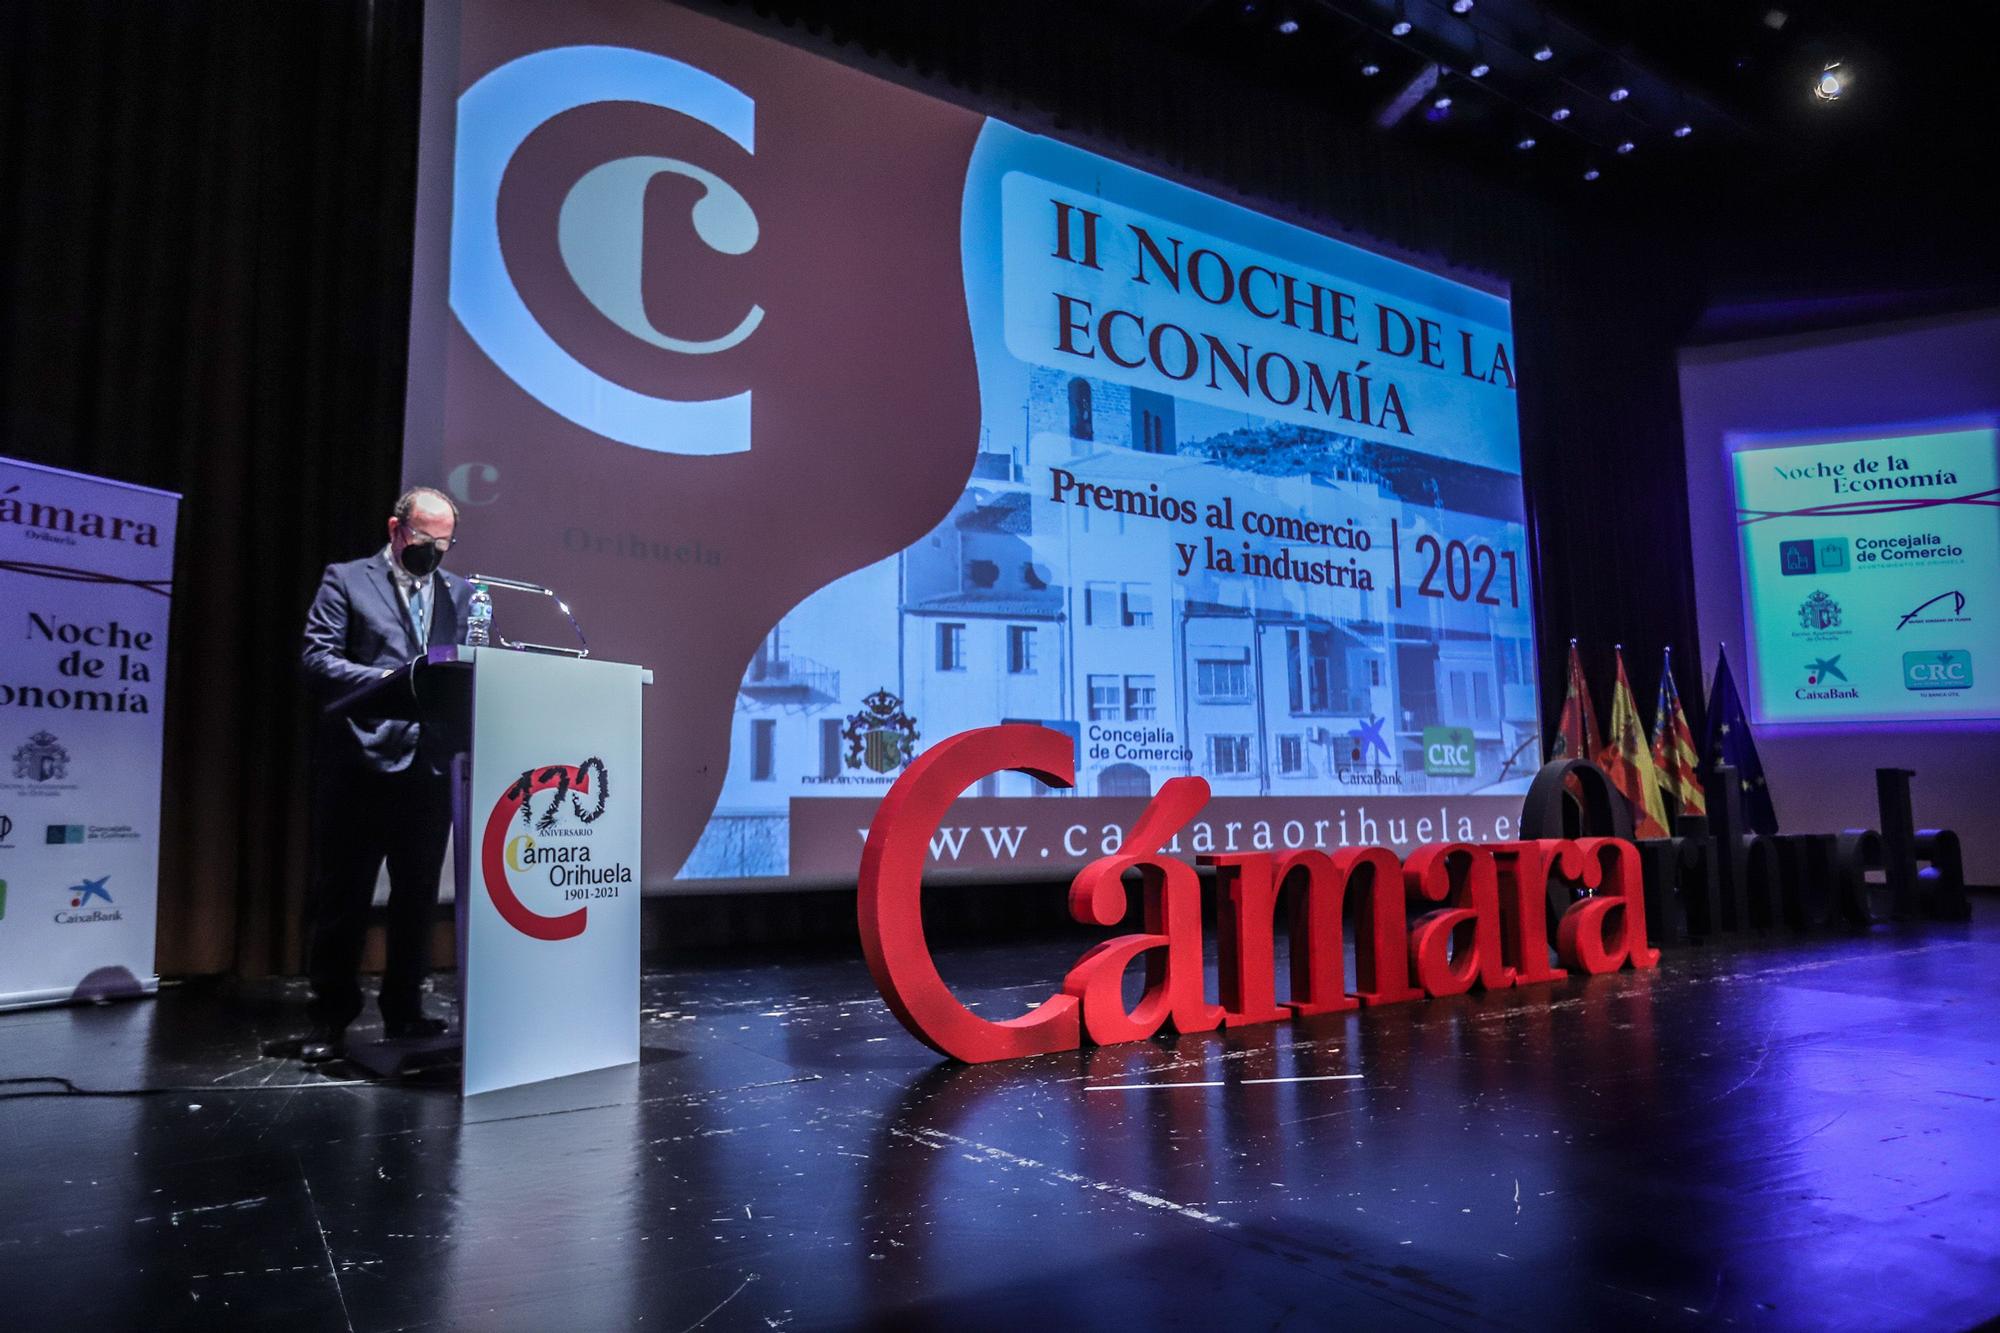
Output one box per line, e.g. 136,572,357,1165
12,731,70,783
843,689,920,774
1797,591,1842,632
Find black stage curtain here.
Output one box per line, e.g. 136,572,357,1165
1,2,426,975
1,0,1702,977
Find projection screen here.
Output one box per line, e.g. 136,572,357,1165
404,0,1539,890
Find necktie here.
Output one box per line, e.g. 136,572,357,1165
408,579,430,648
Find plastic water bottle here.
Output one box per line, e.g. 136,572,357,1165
467,581,493,647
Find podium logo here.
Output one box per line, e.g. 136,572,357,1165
1903,650,1972,691
0,813,12,846
452,47,760,456
480,758,627,941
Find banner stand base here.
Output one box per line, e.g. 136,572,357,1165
343,1034,463,1081
0,976,159,1013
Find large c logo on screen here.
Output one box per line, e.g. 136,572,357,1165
559,156,762,355
451,45,758,456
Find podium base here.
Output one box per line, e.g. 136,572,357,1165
343,1033,462,1081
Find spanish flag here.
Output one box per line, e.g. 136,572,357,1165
1650,648,1706,820
1597,646,1670,840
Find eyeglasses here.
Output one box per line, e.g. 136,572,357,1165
401,526,457,549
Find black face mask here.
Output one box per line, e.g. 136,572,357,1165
398,540,444,578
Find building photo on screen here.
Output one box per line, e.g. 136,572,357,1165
5,0,2000,1327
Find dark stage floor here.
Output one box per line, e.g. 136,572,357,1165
3,904,1998,1331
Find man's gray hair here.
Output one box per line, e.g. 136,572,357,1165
392,485,460,524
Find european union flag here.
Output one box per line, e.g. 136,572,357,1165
1701,646,1777,835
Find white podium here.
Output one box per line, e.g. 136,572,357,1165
328,646,649,1095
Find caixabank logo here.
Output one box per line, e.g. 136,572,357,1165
1796,654,1859,702
1336,716,1401,787
54,874,121,925
480,758,630,941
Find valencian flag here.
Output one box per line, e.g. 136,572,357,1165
1597,646,1671,840
1701,646,1778,835
1549,639,1601,764
1650,648,1706,820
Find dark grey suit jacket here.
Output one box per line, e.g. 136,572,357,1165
301,553,472,774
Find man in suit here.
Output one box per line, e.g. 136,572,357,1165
294,486,472,1062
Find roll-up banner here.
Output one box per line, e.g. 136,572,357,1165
0,457,179,1010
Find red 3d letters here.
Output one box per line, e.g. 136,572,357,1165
857,725,1658,1063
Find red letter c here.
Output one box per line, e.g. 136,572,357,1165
857,725,1080,1062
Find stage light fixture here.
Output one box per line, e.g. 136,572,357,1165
1583,167,1601,180
1674,123,1693,138
1277,16,1300,34
1814,62,1845,101
1615,140,1634,154
1434,95,1453,109
1452,0,1474,13
1609,85,1630,102
1551,105,1571,121
1516,136,1537,150
1390,1,1412,37
1470,61,1490,78
1361,61,1382,76
1533,44,1554,62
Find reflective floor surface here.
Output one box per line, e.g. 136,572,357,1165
1,902,1997,1330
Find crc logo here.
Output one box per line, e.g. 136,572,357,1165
1902,650,1972,691
1779,537,1848,577
1421,726,1475,777
453,47,760,455
480,759,611,941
